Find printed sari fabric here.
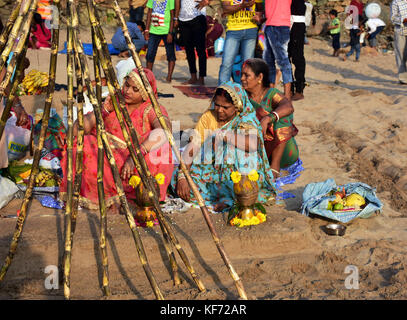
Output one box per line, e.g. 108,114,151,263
250,88,299,168
171,81,277,211
60,68,174,210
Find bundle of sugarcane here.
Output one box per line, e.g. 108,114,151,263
111,0,248,300
0,0,61,282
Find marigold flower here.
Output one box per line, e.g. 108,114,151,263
129,175,141,188
155,173,165,185
248,169,259,182
230,171,242,184
146,221,154,228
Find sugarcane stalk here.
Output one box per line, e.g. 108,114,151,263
0,0,39,103
90,0,204,290
112,0,247,299
0,0,23,54
0,0,61,283
70,38,85,241
70,0,163,300
0,43,28,141
62,2,75,299
0,0,35,77
92,28,111,296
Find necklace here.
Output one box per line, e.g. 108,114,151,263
251,87,268,104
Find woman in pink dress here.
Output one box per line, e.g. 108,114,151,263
60,68,174,211
29,13,51,49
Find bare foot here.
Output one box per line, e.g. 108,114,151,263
342,56,347,61
182,78,198,85
165,76,172,83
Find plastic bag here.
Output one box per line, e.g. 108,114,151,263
214,37,224,56
4,113,32,161
0,176,20,210
301,178,383,223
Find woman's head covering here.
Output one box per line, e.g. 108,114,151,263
123,67,157,102
210,81,254,114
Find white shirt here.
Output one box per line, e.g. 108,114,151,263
366,18,386,33
179,0,206,22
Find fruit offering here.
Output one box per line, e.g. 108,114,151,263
326,187,366,212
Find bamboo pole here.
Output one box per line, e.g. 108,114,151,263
0,0,23,54
0,0,61,282
69,0,164,300
92,28,111,296
88,0,204,290
0,0,39,102
112,0,248,299
62,1,75,299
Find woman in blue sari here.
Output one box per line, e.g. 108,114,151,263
172,81,277,212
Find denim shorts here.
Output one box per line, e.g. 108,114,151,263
146,33,176,63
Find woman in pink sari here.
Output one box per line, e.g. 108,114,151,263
60,68,174,211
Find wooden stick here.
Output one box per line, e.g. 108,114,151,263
112,0,248,299
0,0,61,282
70,0,164,300
92,28,111,296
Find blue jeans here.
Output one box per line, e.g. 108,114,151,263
263,26,293,84
368,26,384,47
346,43,361,60
218,28,257,85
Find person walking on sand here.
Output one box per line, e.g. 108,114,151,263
218,0,264,85
175,0,209,85
145,0,176,83
263,0,293,100
391,0,407,84
327,9,341,57
288,0,307,101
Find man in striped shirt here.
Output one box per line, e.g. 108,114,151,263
390,0,407,84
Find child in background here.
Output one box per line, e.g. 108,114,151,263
366,16,386,48
343,22,362,62
327,9,341,57
145,0,176,83
29,13,51,50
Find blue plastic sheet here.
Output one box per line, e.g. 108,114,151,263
59,42,120,56
301,178,383,223
275,158,304,200
37,195,64,210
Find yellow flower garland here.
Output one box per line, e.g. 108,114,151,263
230,210,267,228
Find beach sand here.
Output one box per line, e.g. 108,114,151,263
0,27,407,300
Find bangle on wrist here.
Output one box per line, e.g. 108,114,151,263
272,111,279,122
103,104,111,114
177,171,186,181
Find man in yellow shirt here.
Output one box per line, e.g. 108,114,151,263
218,0,263,85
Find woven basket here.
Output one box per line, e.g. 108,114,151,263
233,175,259,207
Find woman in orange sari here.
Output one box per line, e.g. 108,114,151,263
60,68,173,211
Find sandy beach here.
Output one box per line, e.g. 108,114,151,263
0,25,407,300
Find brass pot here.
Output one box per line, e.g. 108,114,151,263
233,174,259,207
134,178,160,223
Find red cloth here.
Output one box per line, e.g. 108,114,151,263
350,0,364,17
60,69,174,208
